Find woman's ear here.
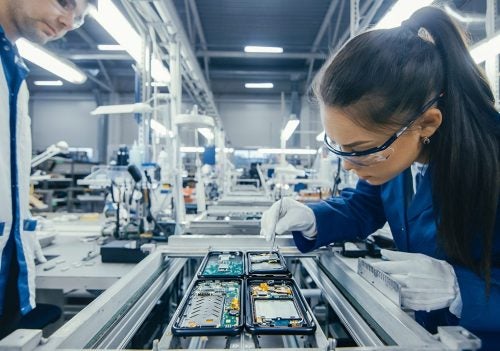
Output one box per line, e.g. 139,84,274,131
418,108,442,138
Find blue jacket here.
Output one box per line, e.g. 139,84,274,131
292,167,500,349
0,27,37,317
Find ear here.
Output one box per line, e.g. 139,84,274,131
417,108,442,139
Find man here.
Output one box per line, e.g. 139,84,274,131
0,0,94,338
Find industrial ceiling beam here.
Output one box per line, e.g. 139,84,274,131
196,50,327,60
187,0,210,84
311,0,340,53
61,51,132,61
153,0,219,117
305,0,343,89
74,28,115,91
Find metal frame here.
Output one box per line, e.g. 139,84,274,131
38,251,186,350
311,253,444,347
14,241,481,351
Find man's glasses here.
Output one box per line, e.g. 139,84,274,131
323,93,443,167
55,0,86,29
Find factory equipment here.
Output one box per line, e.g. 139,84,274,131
7,233,481,351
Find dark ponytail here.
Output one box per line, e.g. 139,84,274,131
314,6,499,289
407,7,499,289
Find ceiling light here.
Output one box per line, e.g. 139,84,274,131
281,117,300,142
374,0,434,29
150,120,168,136
97,44,125,51
257,148,318,155
215,147,234,153
244,46,283,53
245,83,273,89
316,131,325,142
17,39,87,84
470,33,500,63
90,103,153,115
180,146,205,153
148,82,168,87
33,80,63,86
198,128,214,140
91,1,170,83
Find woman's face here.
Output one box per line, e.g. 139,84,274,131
322,104,441,185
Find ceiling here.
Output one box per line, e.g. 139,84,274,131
26,0,494,98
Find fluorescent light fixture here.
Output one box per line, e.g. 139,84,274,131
257,148,318,155
17,39,87,84
91,1,170,83
90,103,153,115
180,146,205,153
151,119,168,136
470,33,500,63
244,46,283,53
198,128,214,140
374,0,434,29
215,147,234,153
147,82,168,87
281,118,300,141
33,80,63,86
245,83,274,89
97,44,124,51
316,131,325,142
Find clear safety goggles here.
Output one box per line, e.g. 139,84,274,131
323,93,443,167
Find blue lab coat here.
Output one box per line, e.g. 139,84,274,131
292,167,500,350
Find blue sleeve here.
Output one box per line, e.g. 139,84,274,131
293,180,387,253
455,266,500,332
454,266,500,350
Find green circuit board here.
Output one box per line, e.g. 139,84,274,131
178,280,241,330
249,280,304,328
201,252,244,277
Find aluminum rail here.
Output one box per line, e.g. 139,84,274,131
38,252,186,350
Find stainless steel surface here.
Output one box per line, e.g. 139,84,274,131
357,258,401,306
301,257,384,347
437,326,481,351
36,235,134,291
217,195,274,206
317,253,443,347
39,252,186,350
166,234,302,254
186,219,260,235
206,205,269,216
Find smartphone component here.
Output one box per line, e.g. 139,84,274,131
199,251,244,278
246,279,316,335
172,279,243,336
246,251,289,276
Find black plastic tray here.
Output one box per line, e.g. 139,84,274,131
246,251,290,276
198,251,245,278
172,278,244,336
245,278,316,335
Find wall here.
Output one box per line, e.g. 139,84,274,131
30,93,99,157
29,92,324,164
30,93,143,163
216,94,322,149
216,95,283,148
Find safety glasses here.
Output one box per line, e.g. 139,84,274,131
55,0,86,29
323,93,443,167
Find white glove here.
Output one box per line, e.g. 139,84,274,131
260,197,317,241
372,249,462,317
34,237,47,263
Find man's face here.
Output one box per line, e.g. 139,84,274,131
11,0,90,44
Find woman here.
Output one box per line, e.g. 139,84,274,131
261,6,499,349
